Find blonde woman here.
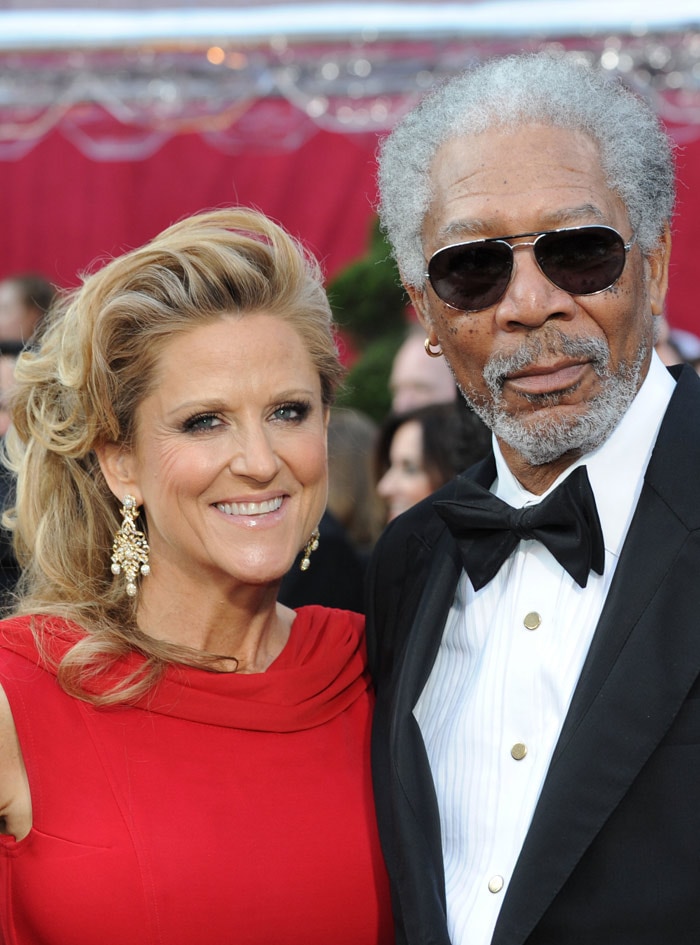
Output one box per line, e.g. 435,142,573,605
0,209,393,944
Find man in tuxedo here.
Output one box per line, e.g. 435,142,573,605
366,52,700,945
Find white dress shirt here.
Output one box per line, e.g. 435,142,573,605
413,354,675,945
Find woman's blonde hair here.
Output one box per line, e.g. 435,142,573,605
3,207,344,703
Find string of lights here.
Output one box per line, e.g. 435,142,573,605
0,21,698,159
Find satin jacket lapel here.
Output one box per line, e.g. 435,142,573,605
493,366,700,945
390,528,462,726
387,454,496,721
391,455,497,722
387,457,498,895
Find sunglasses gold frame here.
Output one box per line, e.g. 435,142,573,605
425,224,636,312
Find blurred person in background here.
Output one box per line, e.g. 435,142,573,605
327,407,384,558
0,348,22,606
389,322,458,413
0,274,56,607
376,402,491,523
654,314,684,366
0,272,55,345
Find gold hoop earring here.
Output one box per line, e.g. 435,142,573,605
300,528,320,572
424,338,443,358
111,495,150,598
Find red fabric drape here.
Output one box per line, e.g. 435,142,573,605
664,128,700,339
0,127,380,288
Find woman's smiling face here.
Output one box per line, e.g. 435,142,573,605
99,313,329,595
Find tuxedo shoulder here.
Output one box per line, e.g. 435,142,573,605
645,366,700,527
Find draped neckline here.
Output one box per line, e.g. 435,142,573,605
0,606,369,733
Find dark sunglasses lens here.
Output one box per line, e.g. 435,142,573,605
428,241,513,311
536,227,626,295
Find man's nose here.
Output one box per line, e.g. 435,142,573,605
492,243,578,331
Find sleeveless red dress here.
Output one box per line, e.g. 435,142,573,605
0,608,394,945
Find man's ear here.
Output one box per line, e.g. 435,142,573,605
404,280,440,348
648,222,672,316
95,443,141,504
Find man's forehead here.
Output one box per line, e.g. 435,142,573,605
424,124,623,241
435,204,609,244
430,123,603,188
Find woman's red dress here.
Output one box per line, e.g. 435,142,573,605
0,607,394,945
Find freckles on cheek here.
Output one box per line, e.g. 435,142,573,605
607,283,630,302
444,315,483,355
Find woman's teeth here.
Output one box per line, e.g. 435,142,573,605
216,497,283,516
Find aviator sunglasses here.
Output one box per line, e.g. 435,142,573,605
425,224,636,312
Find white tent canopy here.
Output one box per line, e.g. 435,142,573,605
0,1,698,49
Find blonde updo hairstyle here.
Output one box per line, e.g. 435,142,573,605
4,208,344,703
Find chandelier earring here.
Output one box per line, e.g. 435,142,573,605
300,528,320,572
424,337,443,358
111,495,151,598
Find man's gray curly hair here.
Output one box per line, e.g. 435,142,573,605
377,52,676,288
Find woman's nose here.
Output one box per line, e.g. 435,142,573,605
228,426,281,481
377,468,397,498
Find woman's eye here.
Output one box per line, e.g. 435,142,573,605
272,401,310,423
401,462,423,476
183,413,223,433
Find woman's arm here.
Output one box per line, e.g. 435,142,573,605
0,683,32,840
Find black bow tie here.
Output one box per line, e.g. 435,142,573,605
433,465,605,591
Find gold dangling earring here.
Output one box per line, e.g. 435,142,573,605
111,495,150,598
299,528,320,572
424,337,443,358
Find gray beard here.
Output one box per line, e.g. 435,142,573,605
455,330,647,466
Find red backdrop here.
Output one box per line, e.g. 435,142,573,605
0,121,698,337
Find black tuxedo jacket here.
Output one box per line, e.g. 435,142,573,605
367,364,700,945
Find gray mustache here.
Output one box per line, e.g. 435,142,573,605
483,330,610,390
